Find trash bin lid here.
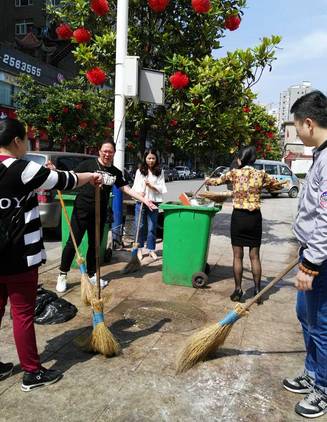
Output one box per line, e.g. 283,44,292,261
159,201,221,213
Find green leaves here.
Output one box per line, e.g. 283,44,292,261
40,0,281,159
15,75,114,148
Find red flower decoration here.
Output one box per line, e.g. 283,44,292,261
169,119,178,127
225,15,241,31
242,106,250,113
63,107,69,113
108,121,114,129
47,115,54,122
148,0,169,12
169,71,189,90
255,124,261,132
192,0,211,14
90,0,109,16
79,121,88,129
266,131,274,139
56,23,73,40
86,67,107,85
74,103,83,110
73,27,92,43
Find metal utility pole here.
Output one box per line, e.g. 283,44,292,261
112,0,129,247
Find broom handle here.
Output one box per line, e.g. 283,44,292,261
57,190,82,262
243,257,299,310
192,165,224,198
95,186,101,299
135,202,144,246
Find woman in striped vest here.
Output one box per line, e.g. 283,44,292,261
0,118,103,392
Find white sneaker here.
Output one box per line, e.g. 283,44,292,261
88,275,108,288
137,249,143,261
56,274,67,293
149,251,158,261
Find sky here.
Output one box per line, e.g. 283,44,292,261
214,0,327,106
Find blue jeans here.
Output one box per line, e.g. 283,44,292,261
296,258,327,390
134,202,158,251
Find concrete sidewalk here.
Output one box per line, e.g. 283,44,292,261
0,196,311,421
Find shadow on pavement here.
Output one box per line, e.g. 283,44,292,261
37,317,170,374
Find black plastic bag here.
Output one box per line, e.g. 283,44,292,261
34,297,78,325
35,287,58,316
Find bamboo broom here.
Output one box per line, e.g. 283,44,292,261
121,202,143,274
57,190,94,306
80,185,121,357
176,257,298,373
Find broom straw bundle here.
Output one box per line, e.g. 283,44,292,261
121,202,143,274
80,186,121,357
57,190,94,305
176,257,299,373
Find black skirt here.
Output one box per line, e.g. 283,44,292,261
231,208,262,247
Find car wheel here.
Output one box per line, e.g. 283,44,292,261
288,187,298,198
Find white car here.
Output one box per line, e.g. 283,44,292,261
175,166,191,179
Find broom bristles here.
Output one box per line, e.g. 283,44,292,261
88,322,121,357
77,298,121,357
80,272,94,306
121,253,141,274
176,304,246,374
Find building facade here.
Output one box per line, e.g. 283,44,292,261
278,81,312,130
0,0,75,139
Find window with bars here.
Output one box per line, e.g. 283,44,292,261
15,0,33,7
15,20,34,35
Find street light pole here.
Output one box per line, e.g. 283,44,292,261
113,0,128,171
112,0,129,246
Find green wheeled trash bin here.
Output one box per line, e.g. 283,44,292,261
159,202,221,288
59,193,110,269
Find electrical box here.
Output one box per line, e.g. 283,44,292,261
139,68,165,105
124,56,139,97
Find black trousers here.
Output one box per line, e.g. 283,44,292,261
60,204,105,276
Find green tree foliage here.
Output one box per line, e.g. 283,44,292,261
15,75,114,149
43,0,281,158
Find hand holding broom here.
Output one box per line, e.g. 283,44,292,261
176,257,299,373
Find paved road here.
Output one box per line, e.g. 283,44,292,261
43,179,300,265
1,176,303,421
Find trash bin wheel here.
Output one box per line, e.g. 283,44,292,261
192,272,208,288
204,263,210,275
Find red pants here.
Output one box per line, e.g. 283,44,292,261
0,268,41,372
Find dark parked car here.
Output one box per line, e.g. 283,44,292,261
162,165,178,182
211,166,229,177
24,151,134,236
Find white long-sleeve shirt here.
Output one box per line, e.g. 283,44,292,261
132,168,167,202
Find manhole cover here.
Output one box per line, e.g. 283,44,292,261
112,299,207,333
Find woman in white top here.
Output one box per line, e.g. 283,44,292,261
132,149,167,260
